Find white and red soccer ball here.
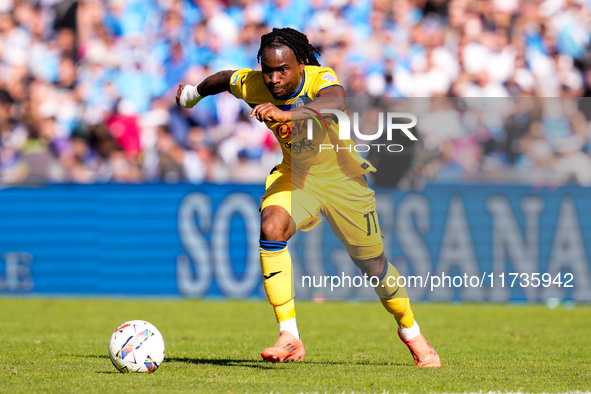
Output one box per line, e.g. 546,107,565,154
108,320,165,373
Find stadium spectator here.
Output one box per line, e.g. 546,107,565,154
0,0,589,185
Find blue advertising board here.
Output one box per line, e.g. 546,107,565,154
0,183,589,300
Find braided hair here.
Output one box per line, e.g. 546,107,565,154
257,27,321,66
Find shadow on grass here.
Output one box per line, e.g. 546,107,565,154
67,354,111,359
66,354,410,371
167,357,408,369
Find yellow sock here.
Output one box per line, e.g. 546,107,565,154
374,261,415,329
260,241,295,322
274,299,295,322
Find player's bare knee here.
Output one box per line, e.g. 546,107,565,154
261,206,293,241
352,254,386,278
359,262,382,278
260,218,289,241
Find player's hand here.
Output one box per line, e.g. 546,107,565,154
251,103,290,123
176,84,202,108
175,84,186,107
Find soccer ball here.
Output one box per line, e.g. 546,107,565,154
108,320,165,373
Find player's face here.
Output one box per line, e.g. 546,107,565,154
261,46,304,100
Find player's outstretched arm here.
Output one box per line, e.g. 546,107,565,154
250,85,346,123
176,70,236,108
291,85,346,121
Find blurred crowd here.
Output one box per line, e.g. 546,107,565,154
363,97,591,188
0,0,590,185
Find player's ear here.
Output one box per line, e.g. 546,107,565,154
299,62,304,74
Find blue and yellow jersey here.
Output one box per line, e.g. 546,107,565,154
229,65,376,179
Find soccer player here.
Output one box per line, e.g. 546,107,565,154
176,27,441,367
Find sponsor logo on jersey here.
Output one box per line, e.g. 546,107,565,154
292,138,315,155
276,123,291,139
318,72,337,89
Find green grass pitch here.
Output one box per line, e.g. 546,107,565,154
0,298,589,393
